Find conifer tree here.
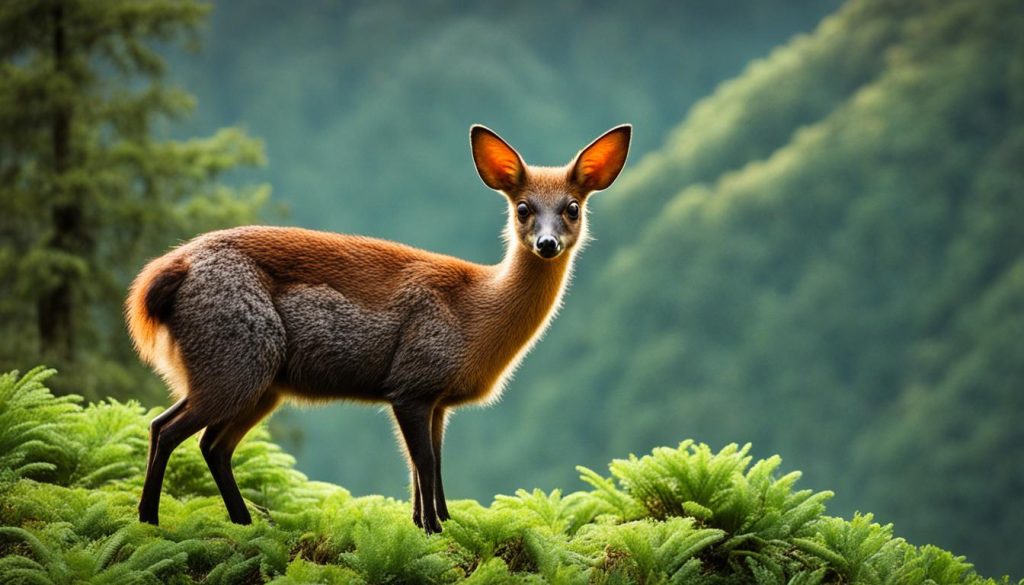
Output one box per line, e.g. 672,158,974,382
0,0,269,399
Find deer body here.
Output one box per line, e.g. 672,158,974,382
128,125,630,533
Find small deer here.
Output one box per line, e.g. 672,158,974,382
126,124,631,533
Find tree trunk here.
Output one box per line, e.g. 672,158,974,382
38,2,78,360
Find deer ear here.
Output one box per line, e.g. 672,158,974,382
471,125,525,192
570,124,632,193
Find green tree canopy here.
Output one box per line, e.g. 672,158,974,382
0,0,269,400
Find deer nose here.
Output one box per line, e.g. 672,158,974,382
536,235,561,258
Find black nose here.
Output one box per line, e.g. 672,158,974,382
536,236,561,258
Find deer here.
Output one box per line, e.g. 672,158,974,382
126,124,631,533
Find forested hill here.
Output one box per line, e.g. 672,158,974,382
502,0,1024,576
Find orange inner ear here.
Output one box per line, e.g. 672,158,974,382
474,131,523,191
574,130,630,192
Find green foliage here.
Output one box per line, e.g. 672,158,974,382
0,367,79,482
579,442,832,542
0,0,269,402
0,369,1015,584
581,517,721,585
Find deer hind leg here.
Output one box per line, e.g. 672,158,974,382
139,402,208,525
146,397,188,473
200,390,281,525
393,400,442,534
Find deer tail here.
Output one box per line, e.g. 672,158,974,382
125,254,190,366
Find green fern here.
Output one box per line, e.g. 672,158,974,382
0,367,79,482
578,517,724,585
268,557,363,585
0,368,1017,585
64,400,149,488
338,500,457,583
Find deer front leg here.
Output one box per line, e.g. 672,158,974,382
431,405,450,522
411,471,422,528
393,400,442,534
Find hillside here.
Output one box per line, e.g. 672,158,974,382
492,0,1024,576
0,368,1015,584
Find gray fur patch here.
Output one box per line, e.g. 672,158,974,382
275,284,401,399
383,288,466,403
170,248,285,421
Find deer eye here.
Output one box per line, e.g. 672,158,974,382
516,202,530,222
566,201,580,221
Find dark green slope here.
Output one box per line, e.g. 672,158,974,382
503,0,1024,576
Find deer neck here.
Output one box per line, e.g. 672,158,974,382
490,239,573,333
460,233,575,397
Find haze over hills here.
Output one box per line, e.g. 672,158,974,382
170,0,840,260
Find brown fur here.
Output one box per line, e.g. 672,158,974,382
127,124,631,532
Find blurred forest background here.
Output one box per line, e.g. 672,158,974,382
2,0,1021,578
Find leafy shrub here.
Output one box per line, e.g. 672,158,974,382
0,369,1016,584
